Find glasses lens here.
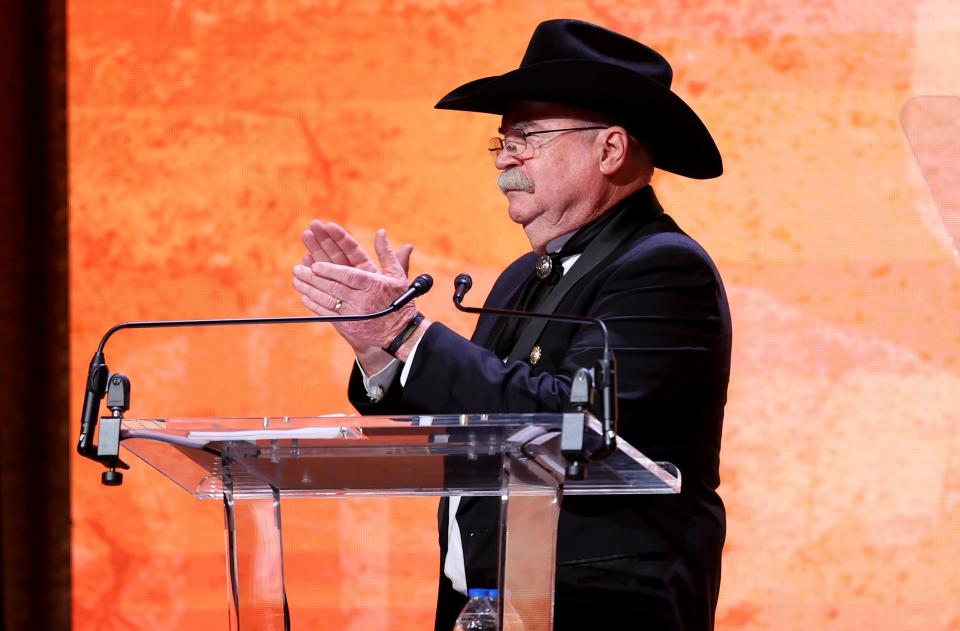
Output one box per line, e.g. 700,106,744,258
488,131,529,164
502,130,525,157
488,137,504,162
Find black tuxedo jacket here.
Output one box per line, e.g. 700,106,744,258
349,187,731,631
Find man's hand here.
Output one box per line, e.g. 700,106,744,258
300,220,413,277
292,222,425,372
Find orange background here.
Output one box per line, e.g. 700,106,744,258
69,1,960,629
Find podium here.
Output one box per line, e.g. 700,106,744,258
118,413,680,630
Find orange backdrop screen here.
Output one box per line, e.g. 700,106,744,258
69,2,960,629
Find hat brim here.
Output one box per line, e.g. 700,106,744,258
435,59,722,179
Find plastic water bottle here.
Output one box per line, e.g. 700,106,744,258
453,588,498,630
485,588,499,613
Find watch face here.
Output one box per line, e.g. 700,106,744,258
535,255,553,280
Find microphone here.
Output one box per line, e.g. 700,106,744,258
452,273,617,460
453,273,472,304
77,274,434,484
390,273,434,308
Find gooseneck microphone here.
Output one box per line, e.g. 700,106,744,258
452,273,618,456
452,273,473,304
389,273,434,310
77,274,434,484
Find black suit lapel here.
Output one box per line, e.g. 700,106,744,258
506,187,665,363
470,253,537,350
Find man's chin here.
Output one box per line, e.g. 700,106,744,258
504,191,532,222
505,202,530,225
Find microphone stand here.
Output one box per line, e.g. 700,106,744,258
77,274,434,486
451,274,618,477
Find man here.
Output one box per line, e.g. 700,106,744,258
292,19,731,631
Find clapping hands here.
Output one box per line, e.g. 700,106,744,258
292,221,422,372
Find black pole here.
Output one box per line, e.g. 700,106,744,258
0,0,70,628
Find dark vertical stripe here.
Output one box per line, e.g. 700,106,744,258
0,0,70,628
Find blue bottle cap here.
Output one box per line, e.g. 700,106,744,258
485,588,499,598
467,588,486,598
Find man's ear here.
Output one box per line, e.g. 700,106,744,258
597,126,630,176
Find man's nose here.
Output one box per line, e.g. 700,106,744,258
494,149,523,170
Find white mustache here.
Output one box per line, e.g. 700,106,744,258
498,168,535,194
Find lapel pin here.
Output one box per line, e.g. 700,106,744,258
529,345,542,365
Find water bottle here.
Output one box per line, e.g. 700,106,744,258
484,588,499,612
453,588,498,630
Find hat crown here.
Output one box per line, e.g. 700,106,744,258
520,19,673,89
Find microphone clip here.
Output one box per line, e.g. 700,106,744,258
561,368,594,480
561,355,618,479
77,354,131,486
97,373,132,486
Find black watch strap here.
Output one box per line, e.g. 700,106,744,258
383,312,425,357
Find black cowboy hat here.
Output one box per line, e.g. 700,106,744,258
435,19,722,179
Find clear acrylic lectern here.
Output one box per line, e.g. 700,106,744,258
118,413,680,630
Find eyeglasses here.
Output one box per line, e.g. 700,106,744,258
488,126,609,163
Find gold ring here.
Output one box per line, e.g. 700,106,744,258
333,298,343,312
